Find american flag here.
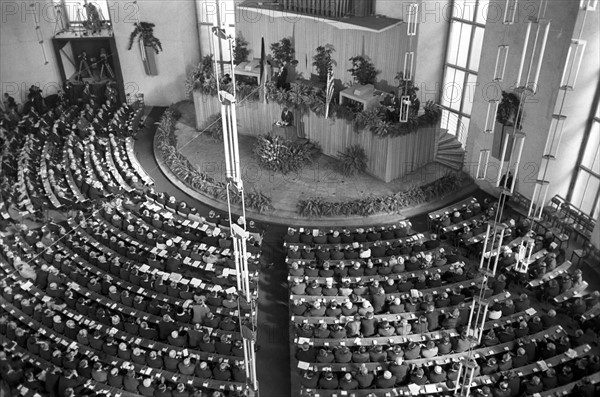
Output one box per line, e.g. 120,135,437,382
325,69,335,119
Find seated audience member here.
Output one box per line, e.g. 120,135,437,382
409,367,427,386
524,376,544,395
481,357,498,375
429,365,447,383
376,370,397,388
388,357,408,385
352,346,369,363
318,372,338,389
512,347,528,368
541,309,557,328
369,345,387,363
557,365,573,385
453,331,473,353
541,368,558,390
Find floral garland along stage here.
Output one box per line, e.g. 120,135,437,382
156,106,274,213
297,172,465,218
159,106,465,218
176,63,466,217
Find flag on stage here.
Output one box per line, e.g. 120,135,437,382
260,37,267,103
325,68,335,119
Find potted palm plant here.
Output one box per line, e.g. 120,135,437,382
270,37,295,66
312,44,336,83
233,33,250,65
128,22,162,76
348,55,378,86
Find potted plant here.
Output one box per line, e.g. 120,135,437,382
497,91,523,129
338,144,368,176
348,55,378,86
233,33,250,65
128,22,162,76
185,55,218,98
495,91,523,160
270,37,295,67
312,44,336,83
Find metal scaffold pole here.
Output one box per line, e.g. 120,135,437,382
211,25,259,395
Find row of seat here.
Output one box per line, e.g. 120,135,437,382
300,342,596,397
288,194,600,397
1,98,258,396
0,263,245,395
3,236,243,356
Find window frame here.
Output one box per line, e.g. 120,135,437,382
439,0,487,141
569,115,600,218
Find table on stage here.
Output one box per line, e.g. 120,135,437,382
339,83,383,110
272,124,297,141
234,59,261,84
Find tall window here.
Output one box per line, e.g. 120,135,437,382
53,1,111,26
440,0,488,145
570,110,600,218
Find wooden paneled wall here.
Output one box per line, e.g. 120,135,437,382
279,0,374,18
193,91,436,182
235,13,408,91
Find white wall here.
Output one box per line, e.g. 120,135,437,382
1,0,201,107
1,0,63,103
464,0,581,200
545,7,600,201
111,0,200,106
413,0,450,104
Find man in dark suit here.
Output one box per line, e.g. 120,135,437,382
81,82,95,105
276,64,289,90
281,107,294,126
382,91,400,121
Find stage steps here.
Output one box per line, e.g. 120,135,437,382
435,132,465,171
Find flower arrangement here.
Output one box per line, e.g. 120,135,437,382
253,134,320,174
156,107,273,213
200,113,223,141
186,55,260,101
128,22,162,54
497,91,524,129
297,172,464,217
338,144,368,176
185,55,217,96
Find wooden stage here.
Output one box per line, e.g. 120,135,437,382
158,101,465,225
193,92,437,183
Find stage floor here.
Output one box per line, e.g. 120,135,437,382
157,101,472,225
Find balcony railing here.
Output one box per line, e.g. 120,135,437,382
279,0,373,18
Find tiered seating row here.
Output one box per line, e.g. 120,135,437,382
301,342,593,397
296,308,534,347
0,336,141,397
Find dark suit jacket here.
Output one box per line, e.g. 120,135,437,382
281,110,293,125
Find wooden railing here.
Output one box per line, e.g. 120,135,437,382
279,0,374,18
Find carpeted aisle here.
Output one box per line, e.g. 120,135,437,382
133,107,291,397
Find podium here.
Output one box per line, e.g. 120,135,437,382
272,124,297,141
